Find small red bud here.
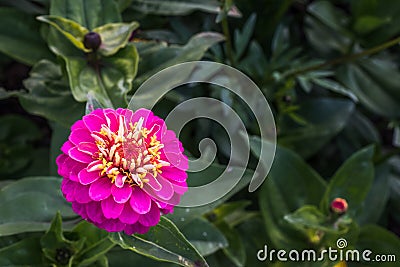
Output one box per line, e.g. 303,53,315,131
330,198,348,214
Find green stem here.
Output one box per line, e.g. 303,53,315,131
283,35,400,78
222,14,235,66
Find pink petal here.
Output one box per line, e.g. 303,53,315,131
78,168,100,185
74,185,91,203
72,202,88,219
165,192,181,207
101,196,124,219
161,130,182,153
124,223,149,235
68,147,93,163
69,163,84,182
59,157,84,180
87,160,102,171
91,109,107,120
86,201,106,223
83,113,106,132
117,108,134,129
154,176,174,200
138,202,160,227
171,181,188,195
61,179,77,202
71,120,86,131
131,108,153,125
111,184,132,203
77,142,98,155
61,141,74,155
147,119,167,140
145,174,162,191
56,154,67,167
129,189,151,214
160,167,187,183
163,152,188,170
57,154,68,177
119,203,139,224
69,128,94,145
89,178,112,201
98,219,126,232
104,110,119,132
114,174,125,188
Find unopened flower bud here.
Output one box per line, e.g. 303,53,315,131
83,32,101,50
330,198,348,214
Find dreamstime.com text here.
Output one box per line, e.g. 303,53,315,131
257,238,396,263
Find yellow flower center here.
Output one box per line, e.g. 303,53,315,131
91,116,170,187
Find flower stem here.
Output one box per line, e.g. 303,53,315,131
222,13,235,66
283,35,400,78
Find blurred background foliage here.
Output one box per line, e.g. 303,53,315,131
0,0,399,266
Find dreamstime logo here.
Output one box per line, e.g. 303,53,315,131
126,61,276,207
257,238,397,263
336,238,347,249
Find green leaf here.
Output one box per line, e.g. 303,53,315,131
353,15,390,35
311,78,358,102
65,43,138,106
307,1,350,35
211,201,251,224
109,216,209,267
271,23,290,58
72,221,108,247
236,217,270,267
351,0,400,46
37,15,90,52
181,217,228,256
0,114,42,177
336,111,381,158
337,60,400,118
256,143,327,249
116,0,133,12
129,0,240,16
76,237,115,267
93,22,139,56
279,98,355,158
284,205,351,234
107,247,178,267
100,44,139,106
234,13,256,60
41,212,85,265
0,237,44,266
356,225,400,267
49,0,121,30
217,221,246,267
355,163,391,225
65,56,112,105
320,146,375,215
19,60,85,127
0,8,54,65
305,1,351,54
0,177,76,236
134,32,224,86
49,123,71,175
167,165,254,227
0,0,46,14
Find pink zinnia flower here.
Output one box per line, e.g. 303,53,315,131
57,108,188,234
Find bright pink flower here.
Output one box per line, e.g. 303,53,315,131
57,108,188,234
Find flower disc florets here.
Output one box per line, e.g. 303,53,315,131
57,108,188,234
